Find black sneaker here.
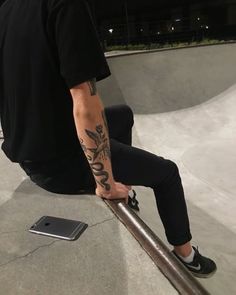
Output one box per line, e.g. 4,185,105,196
172,246,217,278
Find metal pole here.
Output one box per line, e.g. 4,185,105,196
104,199,211,295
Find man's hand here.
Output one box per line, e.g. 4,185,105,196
96,182,131,204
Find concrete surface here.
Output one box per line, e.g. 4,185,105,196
1,43,236,294
0,154,177,295
100,43,236,294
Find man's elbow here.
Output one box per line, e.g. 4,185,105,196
70,80,102,118
70,78,97,98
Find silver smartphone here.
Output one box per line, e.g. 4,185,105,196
29,216,88,241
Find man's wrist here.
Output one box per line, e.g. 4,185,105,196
96,182,115,196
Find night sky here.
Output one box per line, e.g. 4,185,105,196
93,0,212,16
0,0,220,11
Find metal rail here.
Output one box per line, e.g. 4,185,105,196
104,199,211,295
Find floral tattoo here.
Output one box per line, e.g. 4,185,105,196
79,111,111,191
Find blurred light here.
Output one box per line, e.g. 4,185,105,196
140,28,143,32
206,25,209,29
157,31,161,35
109,29,113,33
171,27,175,31
197,17,200,21
175,18,181,22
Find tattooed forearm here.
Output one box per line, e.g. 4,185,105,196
85,124,111,161
90,162,111,191
79,138,93,161
79,124,110,162
87,78,97,96
78,112,112,190
79,138,87,152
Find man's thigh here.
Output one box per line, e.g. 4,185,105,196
110,138,172,188
104,104,134,145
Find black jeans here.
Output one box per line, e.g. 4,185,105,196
20,104,192,246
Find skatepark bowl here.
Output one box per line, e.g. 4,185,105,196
0,43,236,295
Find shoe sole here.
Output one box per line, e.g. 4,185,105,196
189,267,217,279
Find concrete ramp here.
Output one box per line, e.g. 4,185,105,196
100,43,236,113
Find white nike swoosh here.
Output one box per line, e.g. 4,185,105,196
187,264,201,271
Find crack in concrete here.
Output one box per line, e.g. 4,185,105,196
0,217,115,269
88,217,116,229
0,240,59,270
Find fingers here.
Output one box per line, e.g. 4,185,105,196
99,191,128,204
96,182,131,205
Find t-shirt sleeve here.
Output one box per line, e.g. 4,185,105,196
51,0,111,89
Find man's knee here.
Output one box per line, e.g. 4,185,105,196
166,160,182,186
166,160,180,175
150,158,180,190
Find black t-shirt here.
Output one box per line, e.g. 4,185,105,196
0,0,111,163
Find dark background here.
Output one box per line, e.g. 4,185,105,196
88,0,236,48
1,0,236,47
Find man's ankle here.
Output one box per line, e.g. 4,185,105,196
174,242,192,257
